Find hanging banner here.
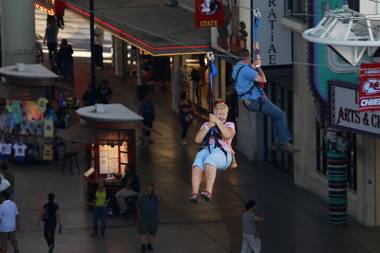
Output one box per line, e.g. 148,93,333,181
359,63,380,112
195,0,224,28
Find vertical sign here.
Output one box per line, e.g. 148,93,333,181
359,63,380,112
195,0,224,28
254,0,292,65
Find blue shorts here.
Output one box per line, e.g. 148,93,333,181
192,145,232,172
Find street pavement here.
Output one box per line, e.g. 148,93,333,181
7,8,380,253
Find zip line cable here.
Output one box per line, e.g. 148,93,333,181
62,1,380,71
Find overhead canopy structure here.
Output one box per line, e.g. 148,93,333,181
303,5,380,66
59,103,143,144
63,0,210,55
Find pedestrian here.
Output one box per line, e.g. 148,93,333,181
0,191,20,253
137,183,159,252
56,39,74,83
82,85,96,106
90,179,108,238
37,193,62,253
139,93,155,144
54,0,66,29
94,26,104,69
178,91,194,146
241,200,264,253
43,20,59,62
0,163,15,200
232,49,299,153
115,165,140,215
136,79,148,106
96,80,112,104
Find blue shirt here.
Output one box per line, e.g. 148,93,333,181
232,62,262,101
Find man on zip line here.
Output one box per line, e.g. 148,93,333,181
232,48,299,153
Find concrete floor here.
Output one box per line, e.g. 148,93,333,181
7,8,380,253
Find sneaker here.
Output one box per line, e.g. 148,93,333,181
147,243,154,251
181,140,189,146
141,244,146,252
200,191,213,202
189,193,199,203
281,143,300,154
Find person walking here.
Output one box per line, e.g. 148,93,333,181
94,26,104,69
0,163,15,200
54,0,66,29
241,200,264,253
90,179,108,238
139,93,155,144
137,183,159,252
96,80,113,104
43,20,59,63
0,191,20,253
115,165,140,215
56,39,74,83
178,91,194,146
37,193,62,253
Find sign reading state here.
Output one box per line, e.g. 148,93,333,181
195,0,224,28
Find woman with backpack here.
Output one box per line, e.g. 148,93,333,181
178,91,194,146
37,193,62,253
190,102,235,203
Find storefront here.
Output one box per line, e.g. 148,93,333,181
0,63,62,162
60,103,142,209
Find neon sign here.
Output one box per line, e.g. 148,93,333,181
34,0,55,16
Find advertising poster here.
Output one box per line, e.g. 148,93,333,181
359,64,380,112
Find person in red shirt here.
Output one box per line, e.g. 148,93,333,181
54,0,66,29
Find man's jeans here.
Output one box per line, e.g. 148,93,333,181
241,234,261,253
247,95,291,144
93,206,107,236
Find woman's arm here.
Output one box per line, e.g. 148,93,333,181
210,115,235,139
56,209,62,226
37,208,44,226
194,122,215,144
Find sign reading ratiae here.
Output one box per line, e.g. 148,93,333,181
330,83,380,136
359,63,380,112
254,0,292,65
195,0,224,28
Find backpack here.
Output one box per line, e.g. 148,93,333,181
233,65,257,99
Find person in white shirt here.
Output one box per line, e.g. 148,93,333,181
94,26,104,69
0,191,20,253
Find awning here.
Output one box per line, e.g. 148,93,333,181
65,0,211,56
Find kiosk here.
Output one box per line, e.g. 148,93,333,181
0,64,60,162
60,103,143,207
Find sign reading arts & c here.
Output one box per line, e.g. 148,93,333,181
330,83,380,136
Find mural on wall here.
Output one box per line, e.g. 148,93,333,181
311,0,359,105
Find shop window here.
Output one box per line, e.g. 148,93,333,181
264,81,294,175
347,0,359,11
315,122,357,191
284,0,307,22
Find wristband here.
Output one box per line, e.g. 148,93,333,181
255,65,261,69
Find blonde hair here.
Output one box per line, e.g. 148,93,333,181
214,102,229,115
